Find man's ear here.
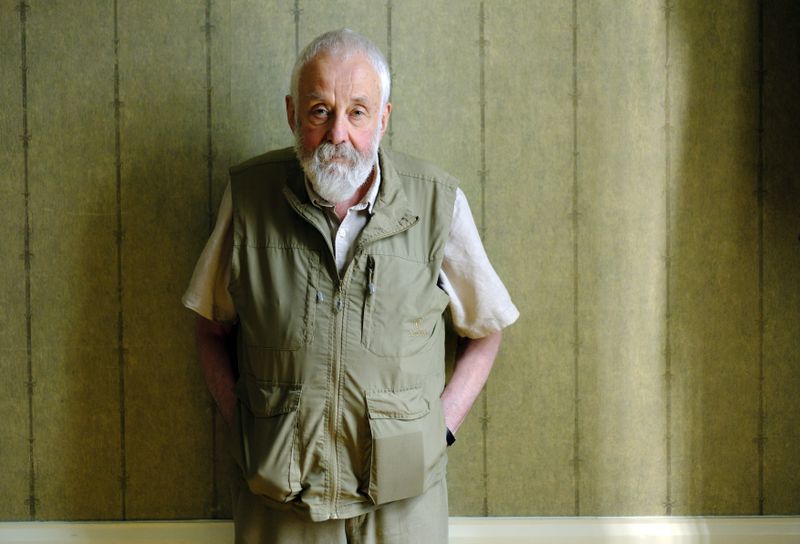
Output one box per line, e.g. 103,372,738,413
286,95,296,132
379,102,392,137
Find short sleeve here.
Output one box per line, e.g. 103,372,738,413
181,182,237,323
440,188,519,338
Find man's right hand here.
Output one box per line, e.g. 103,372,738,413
195,315,237,428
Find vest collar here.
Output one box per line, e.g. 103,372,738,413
282,147,420,252
357,148,419,249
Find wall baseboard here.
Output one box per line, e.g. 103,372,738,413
449,516,800,543
0,516,798,543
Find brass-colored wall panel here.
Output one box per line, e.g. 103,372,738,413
576,1,668,515
483,0,575,516
229,0,294,163
763,0,800,515
669,1,760,514
391,0,483,515
0,0,30,520
0,0,798,522
391,0,481,197
117,0,213,518
25,0,121,519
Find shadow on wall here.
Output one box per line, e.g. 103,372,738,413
670,1,800,515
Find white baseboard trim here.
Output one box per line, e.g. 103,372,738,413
449,516,800,543
0,516,798,543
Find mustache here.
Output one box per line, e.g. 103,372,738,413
315,141,360,164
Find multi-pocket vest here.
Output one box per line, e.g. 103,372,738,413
228,147,457,522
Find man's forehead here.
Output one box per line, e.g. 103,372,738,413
298,52,381,101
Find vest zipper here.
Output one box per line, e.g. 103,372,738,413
328,257,359,517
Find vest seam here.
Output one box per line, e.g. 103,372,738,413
394,170,459,188
364,251,438,264
234,243,321,250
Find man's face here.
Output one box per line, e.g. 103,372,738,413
287,52,391,203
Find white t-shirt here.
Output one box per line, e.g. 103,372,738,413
182,173,518,339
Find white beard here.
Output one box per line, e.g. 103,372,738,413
295,125,381,203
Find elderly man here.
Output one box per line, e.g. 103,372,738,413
183,29,517,543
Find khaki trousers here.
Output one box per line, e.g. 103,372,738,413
232,476,449,544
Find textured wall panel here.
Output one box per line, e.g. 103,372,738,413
763,0,800,515
576,1,668,515
391,0,481,196
669,0,761,514
391,0,483,515
229,0,294,164
298,0,388,66
0,0,31,521
483,0,575,516
118,0,213,518
26,0,121,519
0,0,798,522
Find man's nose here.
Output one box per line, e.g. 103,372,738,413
327,113,348,145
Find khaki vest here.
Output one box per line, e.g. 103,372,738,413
228,147,458,522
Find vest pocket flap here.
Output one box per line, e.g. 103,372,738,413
366,387,430,420
243,381,302,417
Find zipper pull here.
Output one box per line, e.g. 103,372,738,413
367,256,376,296
316,290,325,303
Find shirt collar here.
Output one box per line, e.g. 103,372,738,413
304,158,382,215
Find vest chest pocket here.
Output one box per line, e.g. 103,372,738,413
232,246,320,350
236,380,303,503
361,254,450,357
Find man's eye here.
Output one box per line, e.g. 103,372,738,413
351,109,366,118
311,108,328,117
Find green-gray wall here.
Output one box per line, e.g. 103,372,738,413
1,0,798,521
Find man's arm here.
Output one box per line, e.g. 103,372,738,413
439,330,503,435
195,315,237,428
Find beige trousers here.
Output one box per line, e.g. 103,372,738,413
232,476,449,544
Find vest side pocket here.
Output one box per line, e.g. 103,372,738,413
237,380,303,503
364,386,431,505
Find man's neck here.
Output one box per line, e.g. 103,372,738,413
333,167,375,220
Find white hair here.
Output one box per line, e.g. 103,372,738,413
290,28,391,109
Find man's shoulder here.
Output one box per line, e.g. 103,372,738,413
230,147,297,176
381,148,459,190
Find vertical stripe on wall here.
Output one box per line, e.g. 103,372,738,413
664,0,674,517
385,0,393,145
20,0,36,520
203,0,218,515
293,0,300,58
210,0,233,519
570,0,581,516
113,0,127,519
756,0,766,516
0,0,31,520
478,1,489,517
